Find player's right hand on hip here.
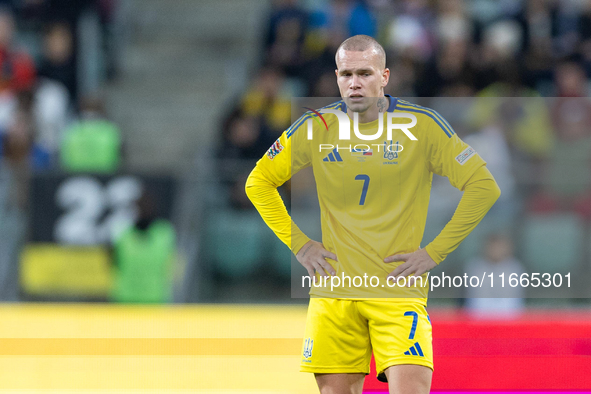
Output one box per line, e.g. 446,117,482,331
295,240,337,278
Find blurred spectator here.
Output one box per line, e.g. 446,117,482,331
33,77,71,161
240,67,291,136
112,190,176,303
384,51,419,97
473,20,524,91
519,0,552,51
60,95,121,173
530,95,591,219
2,92,50,168
218,106,294,211
38,22,77,101
436,0,473,46
386,15,431,62
0,6,35,131
265,0,308,78
415,38,474,96
303,0,377,76
473,78,555,160
309,70,340,97
519,0,555,90
300,29,342,91
554,55,589,96
580,0,591,69
347,0,377,37
2,106,31,167
96,0,121,80
0,92,50,209
219,108,273,161
553,0,581,57
527,59,591,216
0,7,35,94
314,0,377,42
464,234,525,319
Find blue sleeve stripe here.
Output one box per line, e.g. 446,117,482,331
320,101,343,110
398,101,455,135
286,114,308,136
286,115,310,138
436,113,455,136
287,102,342,138
397,101,455,136
396,104,453,138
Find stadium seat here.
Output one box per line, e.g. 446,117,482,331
521,213,584,273
291,210,322,242
456,216,500,263
422,212,466,272
205,209,264,278
268,231,292,278
422,216,448,251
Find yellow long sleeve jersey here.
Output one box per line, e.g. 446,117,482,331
246,98,500,299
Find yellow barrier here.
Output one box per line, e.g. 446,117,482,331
20,245,112,297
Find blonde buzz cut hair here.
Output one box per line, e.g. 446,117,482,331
335,35,386,69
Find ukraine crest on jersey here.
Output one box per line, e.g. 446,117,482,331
257,97,486,299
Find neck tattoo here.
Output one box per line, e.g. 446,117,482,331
377,97,387,112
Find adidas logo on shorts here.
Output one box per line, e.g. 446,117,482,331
404,342,424,357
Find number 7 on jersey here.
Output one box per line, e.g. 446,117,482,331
354,174,370,205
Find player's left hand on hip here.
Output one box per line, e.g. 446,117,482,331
384,249,437,286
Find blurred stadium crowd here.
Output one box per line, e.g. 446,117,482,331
0,0,168,303
208,0,591,303
0,0,122,207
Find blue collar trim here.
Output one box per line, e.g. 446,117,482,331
385,94,398,112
